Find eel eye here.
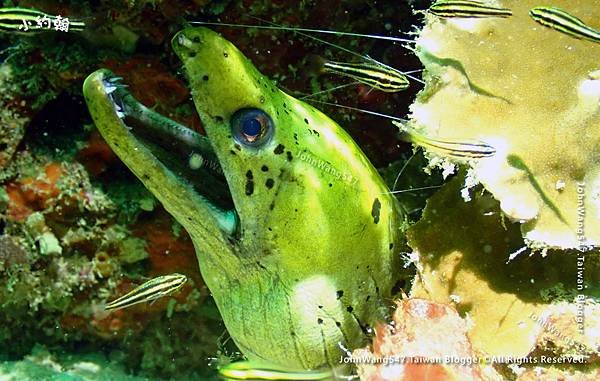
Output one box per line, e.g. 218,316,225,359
231,108,274,147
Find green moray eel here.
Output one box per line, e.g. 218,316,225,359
83,27,408,371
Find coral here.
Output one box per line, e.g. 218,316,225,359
2,37,97,110
0,65,30,171
132,305,221,379
530,301,600,360
516,367,600,381
407,174,600,377
0,235,29,272
0,0,426,378
0,150,210,371
133,211,204,285
77,131,118,176
353,298,502,381
0,344,149,381
92,251,116,278
411,0,600,249
4,160,115,224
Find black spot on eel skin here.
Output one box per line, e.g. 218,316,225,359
371,198,381,224
245,170,254,196
274,144,285,155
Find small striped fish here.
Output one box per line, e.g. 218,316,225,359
105,273,188,311
322,59,410,93
219,361,334,380
393,121,496,159
0,7,85,34
529,6,600,43
429,0,512,18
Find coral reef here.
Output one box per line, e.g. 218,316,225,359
407,174,599,378
0,65,29,171
5,0,597,379
353,298,502,381
410,0,600,249
351,1,600,378
0,150,219,377
0,1,236,377
0,18,219,376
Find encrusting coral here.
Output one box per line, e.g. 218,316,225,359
0,152,218,377
410,0,600,250
0,65,29,171
353,298,503,381
407,174,599,378
2,0,598,379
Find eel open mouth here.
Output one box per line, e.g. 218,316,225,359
86,70,238,235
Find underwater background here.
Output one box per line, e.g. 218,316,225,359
0,0,599,380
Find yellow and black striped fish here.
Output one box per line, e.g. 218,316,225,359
105,273,188,311
529,6,600,43
393,121,496,159
219,361,335,380
321,59,410,93
429,0,512,19
0,7,85,34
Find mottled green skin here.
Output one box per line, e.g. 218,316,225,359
84,27,407,370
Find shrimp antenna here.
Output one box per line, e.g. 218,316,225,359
299,82,359,100
392,150,417,194
304,99,408,122
385,185,443,195
190,21,416,44
247,16,425,86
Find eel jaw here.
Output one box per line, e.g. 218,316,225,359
83,69,239,237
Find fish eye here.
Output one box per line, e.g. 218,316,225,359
230,108,274,147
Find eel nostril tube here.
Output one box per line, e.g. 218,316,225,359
177,34,194,48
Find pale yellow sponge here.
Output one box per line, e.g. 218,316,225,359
411,0,600,249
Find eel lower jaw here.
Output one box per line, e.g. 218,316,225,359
101,74,240,236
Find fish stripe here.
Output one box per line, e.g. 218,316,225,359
0,7,85,33
529,6,600,43
393,121,496,159
105,274,187,310
323,61,409,92
219,361,333,380
417,139,496,158
430,0,512,18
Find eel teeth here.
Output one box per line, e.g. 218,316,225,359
105,84,117,94
114,102,126,119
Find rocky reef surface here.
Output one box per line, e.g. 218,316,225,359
411,0,600,250
0,0,598,380
0,0,424,379
358,0,600,379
